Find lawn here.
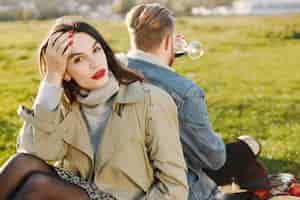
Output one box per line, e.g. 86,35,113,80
1,14,300,176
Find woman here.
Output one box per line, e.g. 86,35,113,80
0,17,188,200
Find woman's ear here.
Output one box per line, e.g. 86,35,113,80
63,72,71,82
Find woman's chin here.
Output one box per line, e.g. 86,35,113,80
88,77,110,90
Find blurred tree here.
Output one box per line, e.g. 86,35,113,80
16,8,34,21
0,0,19,5
0,0,236,20
113,0,136,15
0,9,17,21
33,0,64,19
195,0,234,8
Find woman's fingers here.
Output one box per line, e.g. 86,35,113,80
46,32,72,57
56,36,69,52
62,45,72,71
62,40,73,56
59,38,72,57
46,32,60,54
44,31,73,75
48,32,63,48
54,33,68,51
56,34,71,55
47,32,67,52
42,31,75,85
52,32,65,47
59,35,73,71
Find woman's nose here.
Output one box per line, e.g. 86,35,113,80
88,57,98,69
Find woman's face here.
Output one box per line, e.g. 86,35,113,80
64,32,109,90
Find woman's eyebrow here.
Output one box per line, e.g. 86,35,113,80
68,52,83,59
68,41,99,59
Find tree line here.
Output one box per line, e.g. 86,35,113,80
0,0,234,21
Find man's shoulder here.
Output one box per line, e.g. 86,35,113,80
142,82,176,107
175,75,204,93
184,82,205,98
158,72,205,99
128,59,203,95
127,57,205,98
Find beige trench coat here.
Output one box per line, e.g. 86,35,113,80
16,81,188,200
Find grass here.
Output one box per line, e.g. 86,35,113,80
1,15,300,176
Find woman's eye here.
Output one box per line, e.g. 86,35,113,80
73,56,82,64
93,46,101,53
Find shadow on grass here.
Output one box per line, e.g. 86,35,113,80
261,157,300,178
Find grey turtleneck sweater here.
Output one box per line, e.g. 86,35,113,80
34,80,113,158
80,100,112,155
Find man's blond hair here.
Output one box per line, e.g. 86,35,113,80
126,3,174,51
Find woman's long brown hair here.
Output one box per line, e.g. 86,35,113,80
39,20,144,105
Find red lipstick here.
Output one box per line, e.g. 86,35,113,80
91,69,106,80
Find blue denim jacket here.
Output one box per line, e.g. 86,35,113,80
127,55,226,200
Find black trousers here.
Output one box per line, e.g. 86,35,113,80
204,140,270,191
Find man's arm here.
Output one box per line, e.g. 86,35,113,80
180,85,226,170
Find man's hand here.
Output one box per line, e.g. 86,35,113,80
174,34,188,51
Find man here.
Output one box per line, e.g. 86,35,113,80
121,3,269,200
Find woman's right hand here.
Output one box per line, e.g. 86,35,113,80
44,32,73,85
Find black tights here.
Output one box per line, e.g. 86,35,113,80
0,153,89,200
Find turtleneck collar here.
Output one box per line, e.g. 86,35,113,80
76,73,119,107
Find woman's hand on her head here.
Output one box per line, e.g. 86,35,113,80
45,31,73,85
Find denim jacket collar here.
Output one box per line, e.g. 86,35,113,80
127,49,176,72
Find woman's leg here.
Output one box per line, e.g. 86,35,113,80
12,172,89,200
0,153,57,199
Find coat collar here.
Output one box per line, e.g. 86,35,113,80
112,81,146,104
69,81,146,110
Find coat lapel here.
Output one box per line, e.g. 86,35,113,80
72,105,94,163
65,81,146,172
95,81,146,169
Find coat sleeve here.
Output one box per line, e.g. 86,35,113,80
181,85,226,170
16,103,72,161
142,86,188,200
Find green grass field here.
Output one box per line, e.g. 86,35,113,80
1,15,300,176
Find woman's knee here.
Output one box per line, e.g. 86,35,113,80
25,172,52,189
15,172,90,200
9,153,54,173
15,172,54,199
